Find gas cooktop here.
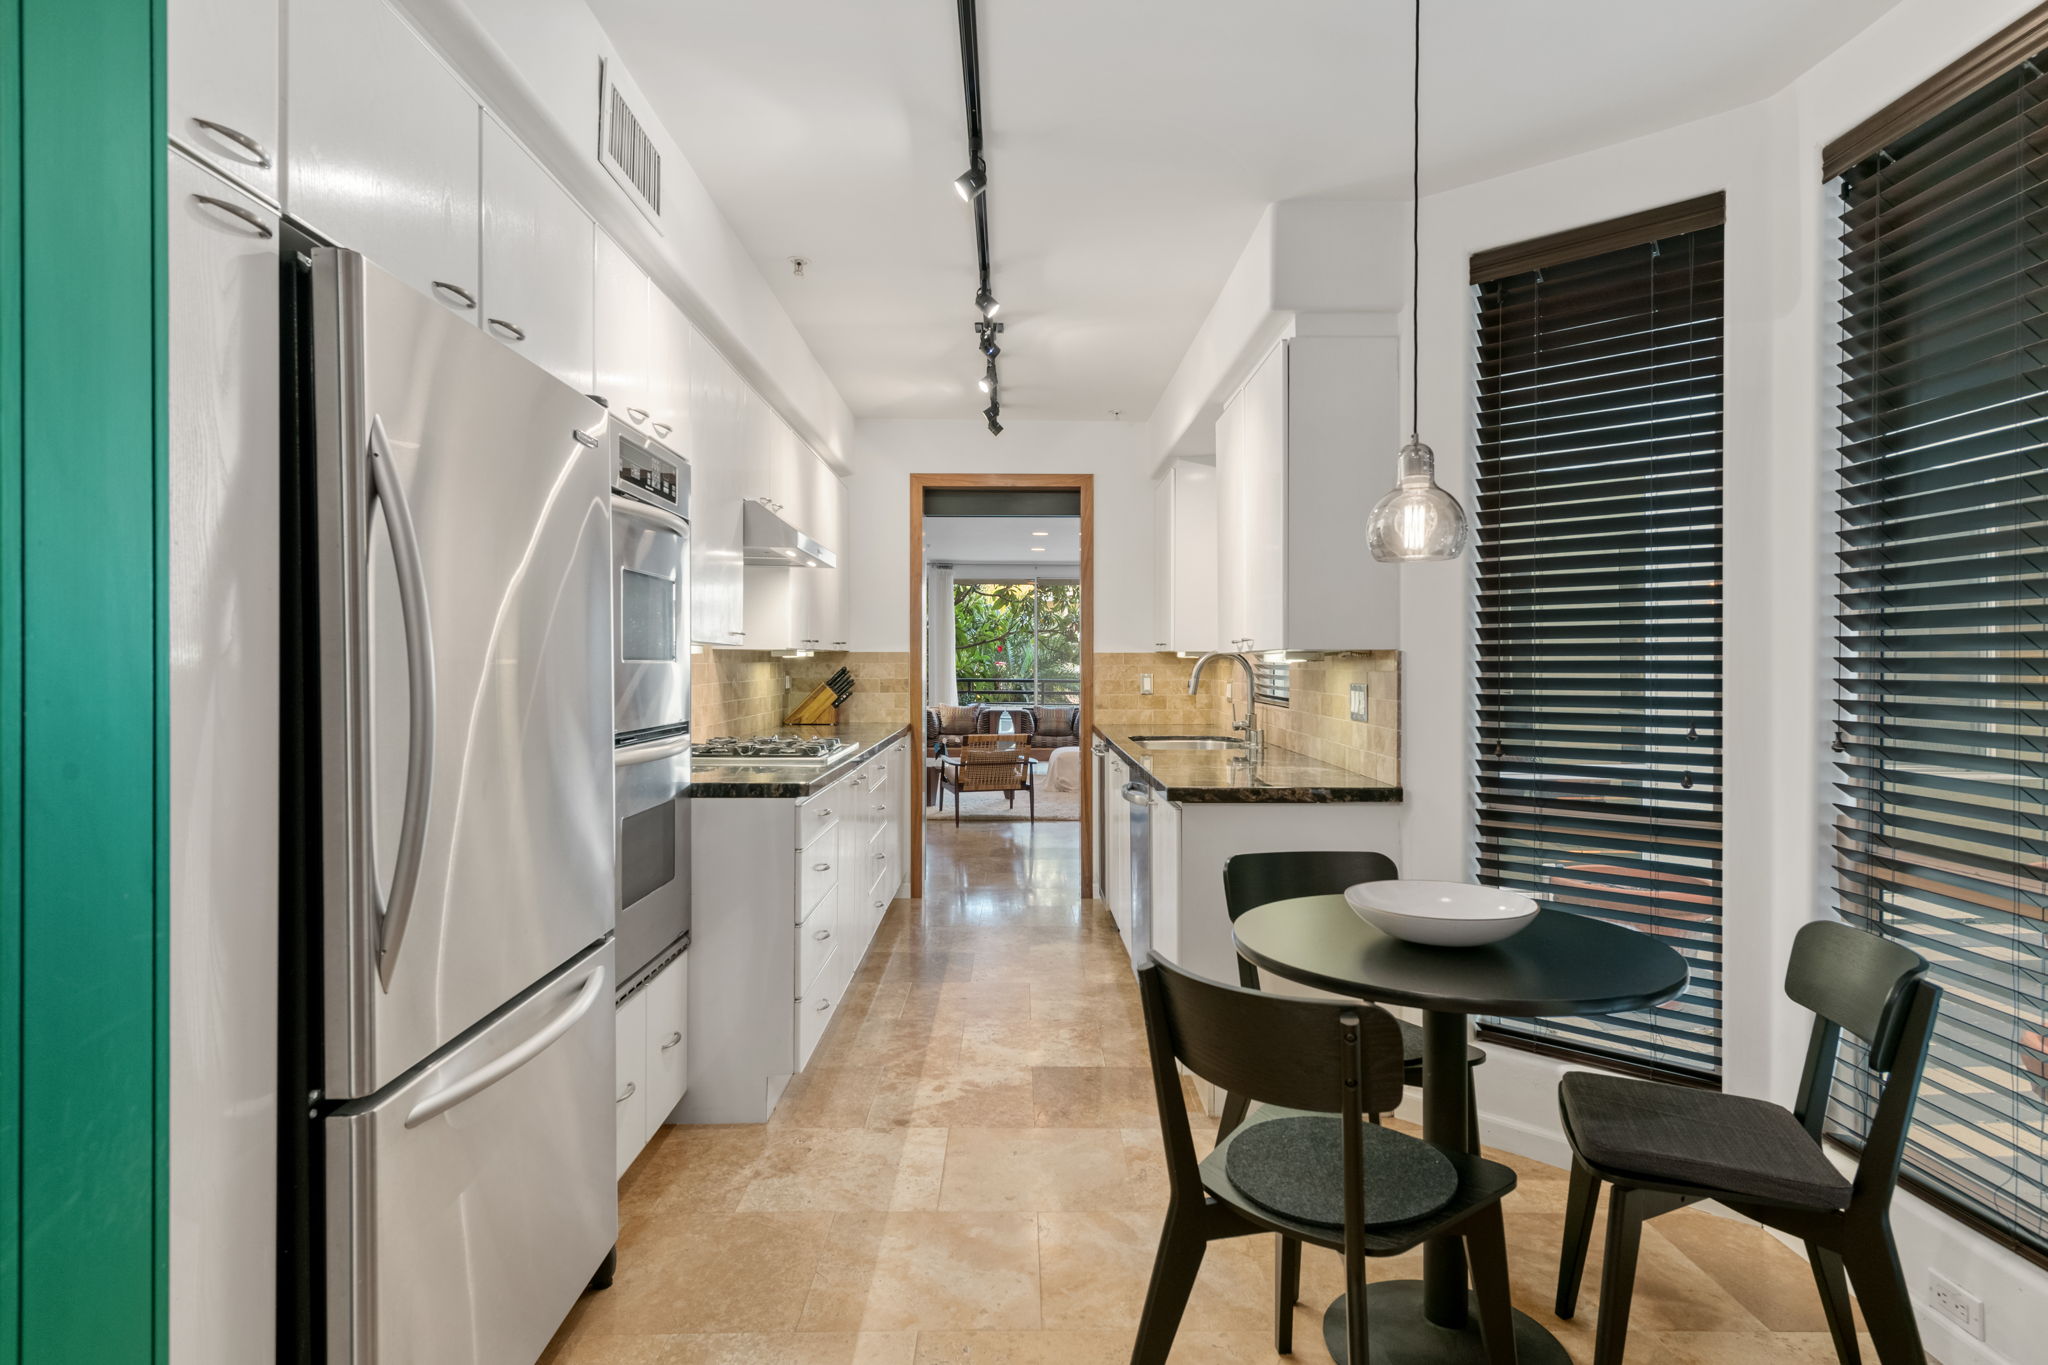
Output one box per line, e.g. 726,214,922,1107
692,733,854,764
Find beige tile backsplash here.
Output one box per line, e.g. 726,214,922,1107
693,646,1399,785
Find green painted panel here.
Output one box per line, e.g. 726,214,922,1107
9,0,168,1360
0,0,22,1360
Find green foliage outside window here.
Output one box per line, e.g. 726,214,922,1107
953,580,1081,702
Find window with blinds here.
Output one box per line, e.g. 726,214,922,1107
1471,203,1726,1083
1826,41,2048,1258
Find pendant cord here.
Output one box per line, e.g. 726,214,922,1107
1409,0,1421,439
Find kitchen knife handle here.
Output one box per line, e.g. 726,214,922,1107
368,415,438,991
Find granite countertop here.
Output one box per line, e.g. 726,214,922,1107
689,723,912,799
1094,725,1401,804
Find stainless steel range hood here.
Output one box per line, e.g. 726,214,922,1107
743,500,836,568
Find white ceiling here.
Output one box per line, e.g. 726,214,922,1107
591,0,1900,423
924,515,1080,566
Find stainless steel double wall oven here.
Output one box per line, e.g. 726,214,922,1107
611,427,692,990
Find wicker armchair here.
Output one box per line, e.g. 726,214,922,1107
937,744,1035,825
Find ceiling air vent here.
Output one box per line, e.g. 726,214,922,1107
598,58,662,228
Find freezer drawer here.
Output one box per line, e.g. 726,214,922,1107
326,940,615,1365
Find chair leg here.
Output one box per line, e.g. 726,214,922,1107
1846,1228,1925,1365
1273,1235,1301,1355
1465,1065,1481,1153
1555,1157,1602,1319
1129,1209,1207,1365
1465,1204,1516,1365
1592,1186,1645,1365
1807,1243,1861,1365
1215,1089,1249,1142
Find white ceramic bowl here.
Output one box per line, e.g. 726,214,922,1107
1343,880,1540,947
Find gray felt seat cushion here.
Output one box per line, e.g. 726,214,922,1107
1560,1072,1852,1212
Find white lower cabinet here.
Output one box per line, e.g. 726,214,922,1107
613,990,648,1178
614,949,689,1177
681,737,911,1122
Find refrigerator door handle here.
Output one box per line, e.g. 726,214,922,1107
367,414,438,991
402,963,607,1129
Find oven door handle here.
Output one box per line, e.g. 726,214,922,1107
611,492,689,538
616,734,693,767
368,414,437,992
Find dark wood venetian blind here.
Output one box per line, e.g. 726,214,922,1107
1826,31,2048,1259
1472,203,1727,1082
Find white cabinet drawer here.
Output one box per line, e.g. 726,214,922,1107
614,989,647,1178
799,909,841,995
799,783,847,849
797,976,838,1070
799,827,840,922
642,953,688,1137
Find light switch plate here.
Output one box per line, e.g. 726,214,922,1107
1140,673,1153,695
1350,684,1369,722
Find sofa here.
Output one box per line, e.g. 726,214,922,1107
925,703,1083,755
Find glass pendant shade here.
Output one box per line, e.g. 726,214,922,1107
1366,436,1468,562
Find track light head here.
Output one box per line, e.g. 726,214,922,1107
980,332,1000,359
954,161,987,201
976,286,1000,318
978,363,995,395
987,417,1003,435
983,403,1000,422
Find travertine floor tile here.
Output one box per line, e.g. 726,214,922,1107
801,1211,1042,1332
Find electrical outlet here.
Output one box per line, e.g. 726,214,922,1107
1139,672,1153,695
1350,684,1369,723
1928,1270,1985,1339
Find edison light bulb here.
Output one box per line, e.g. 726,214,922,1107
1366,436,1468,563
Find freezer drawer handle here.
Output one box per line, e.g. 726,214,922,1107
368,415,437,991
404,964,608,1129
616,733,692,767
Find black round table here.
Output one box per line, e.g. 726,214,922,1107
1231,894,1689,1365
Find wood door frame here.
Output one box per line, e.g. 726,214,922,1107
908,473,1094,898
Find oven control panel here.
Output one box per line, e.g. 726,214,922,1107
617,432,682,509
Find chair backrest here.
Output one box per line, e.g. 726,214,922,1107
1138,953,1406,1122
1222,850,1400,924
1785,920,1928,1073
1783,919,1941,1208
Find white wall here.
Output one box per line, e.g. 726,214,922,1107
1395,1,2048,1361
841,419,1153,652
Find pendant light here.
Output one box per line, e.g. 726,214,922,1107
1366,0,1467,563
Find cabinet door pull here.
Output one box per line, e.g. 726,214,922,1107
814,928,832,941
813,862,831,872
486,317,526,341
191,194,272,239
625,407,650,424
816,998,831,1012
874,900,885,909
432,281,477,310
875,852,887,861
652,422,673,438
191,117,272,168
616,1081,637,1104
660,1031,682,1051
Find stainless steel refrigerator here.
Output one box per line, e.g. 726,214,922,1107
281,245,617,1364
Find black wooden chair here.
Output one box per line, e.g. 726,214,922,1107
1218,851,1486,1144
1554,919,1940,1365
1132,952,1519,1364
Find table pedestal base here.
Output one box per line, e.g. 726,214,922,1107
1321,1282,1572,1365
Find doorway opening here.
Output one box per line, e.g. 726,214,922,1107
909,477,1094,898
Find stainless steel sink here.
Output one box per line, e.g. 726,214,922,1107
1130,735,1246,751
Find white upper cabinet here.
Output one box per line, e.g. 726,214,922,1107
169,0,279,204
286,0,479,320
1152,460,1218,654
479,115,594,396
686,328,746,647
1214,336,1400,652
593,232,653,431
648,291,692,448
